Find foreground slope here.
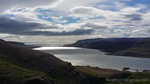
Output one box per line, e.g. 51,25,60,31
0,39,84,84
0,53,54,84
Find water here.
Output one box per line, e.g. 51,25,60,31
25,42,63,47
34,47,150,71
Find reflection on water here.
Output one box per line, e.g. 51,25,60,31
34,47,150,71
34,47,81,50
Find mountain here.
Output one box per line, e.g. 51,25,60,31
65,38,150,58
8,41,40,48
8,41,25,46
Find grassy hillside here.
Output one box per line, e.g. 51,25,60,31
75,66,150,84
107,72,150,84
0,39,84,84
76,66,125,78
0,54,53,84
115,39,150,58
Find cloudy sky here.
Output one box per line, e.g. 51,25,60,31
0,0,150,44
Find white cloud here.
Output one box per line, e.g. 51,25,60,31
97,1,126,10
131,28,150,37
120,7,141,13
69,6,105,20
0,33,15,38
0,0,62,14
51,16,68,23
53,0,102,12
3,8,52,25
142,12,150,26
69,6,128,21
120,4,147,13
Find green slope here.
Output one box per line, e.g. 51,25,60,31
0,54,54,84
0,39,83,84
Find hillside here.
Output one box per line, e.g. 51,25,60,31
65,38,150,58
0,39,84,84
115,39,150,58
0,53,53,84
75,66,150,84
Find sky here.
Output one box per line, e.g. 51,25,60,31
0,0,150,44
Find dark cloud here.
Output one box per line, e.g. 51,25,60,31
28,29,94,36
0,16,43,34
0,16,93,36
124,14,143,21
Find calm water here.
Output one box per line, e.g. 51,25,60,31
34,47,150,71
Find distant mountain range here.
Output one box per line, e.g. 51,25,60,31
65,38,150,58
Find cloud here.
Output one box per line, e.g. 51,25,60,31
0,16,43,34
51,16,68,23
53,0,102,12
0,0,150,42
69,6,127,21
0,0,60,13
142,12,150,26
131,28,150,37
69,6,104,20
96,1,127,11
81,22,108,29
69,6,119,21
69,5,144,21
0,16,94,36
120,7,141,13
123,14,143,21
31,28,94,36
0,33,15,38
